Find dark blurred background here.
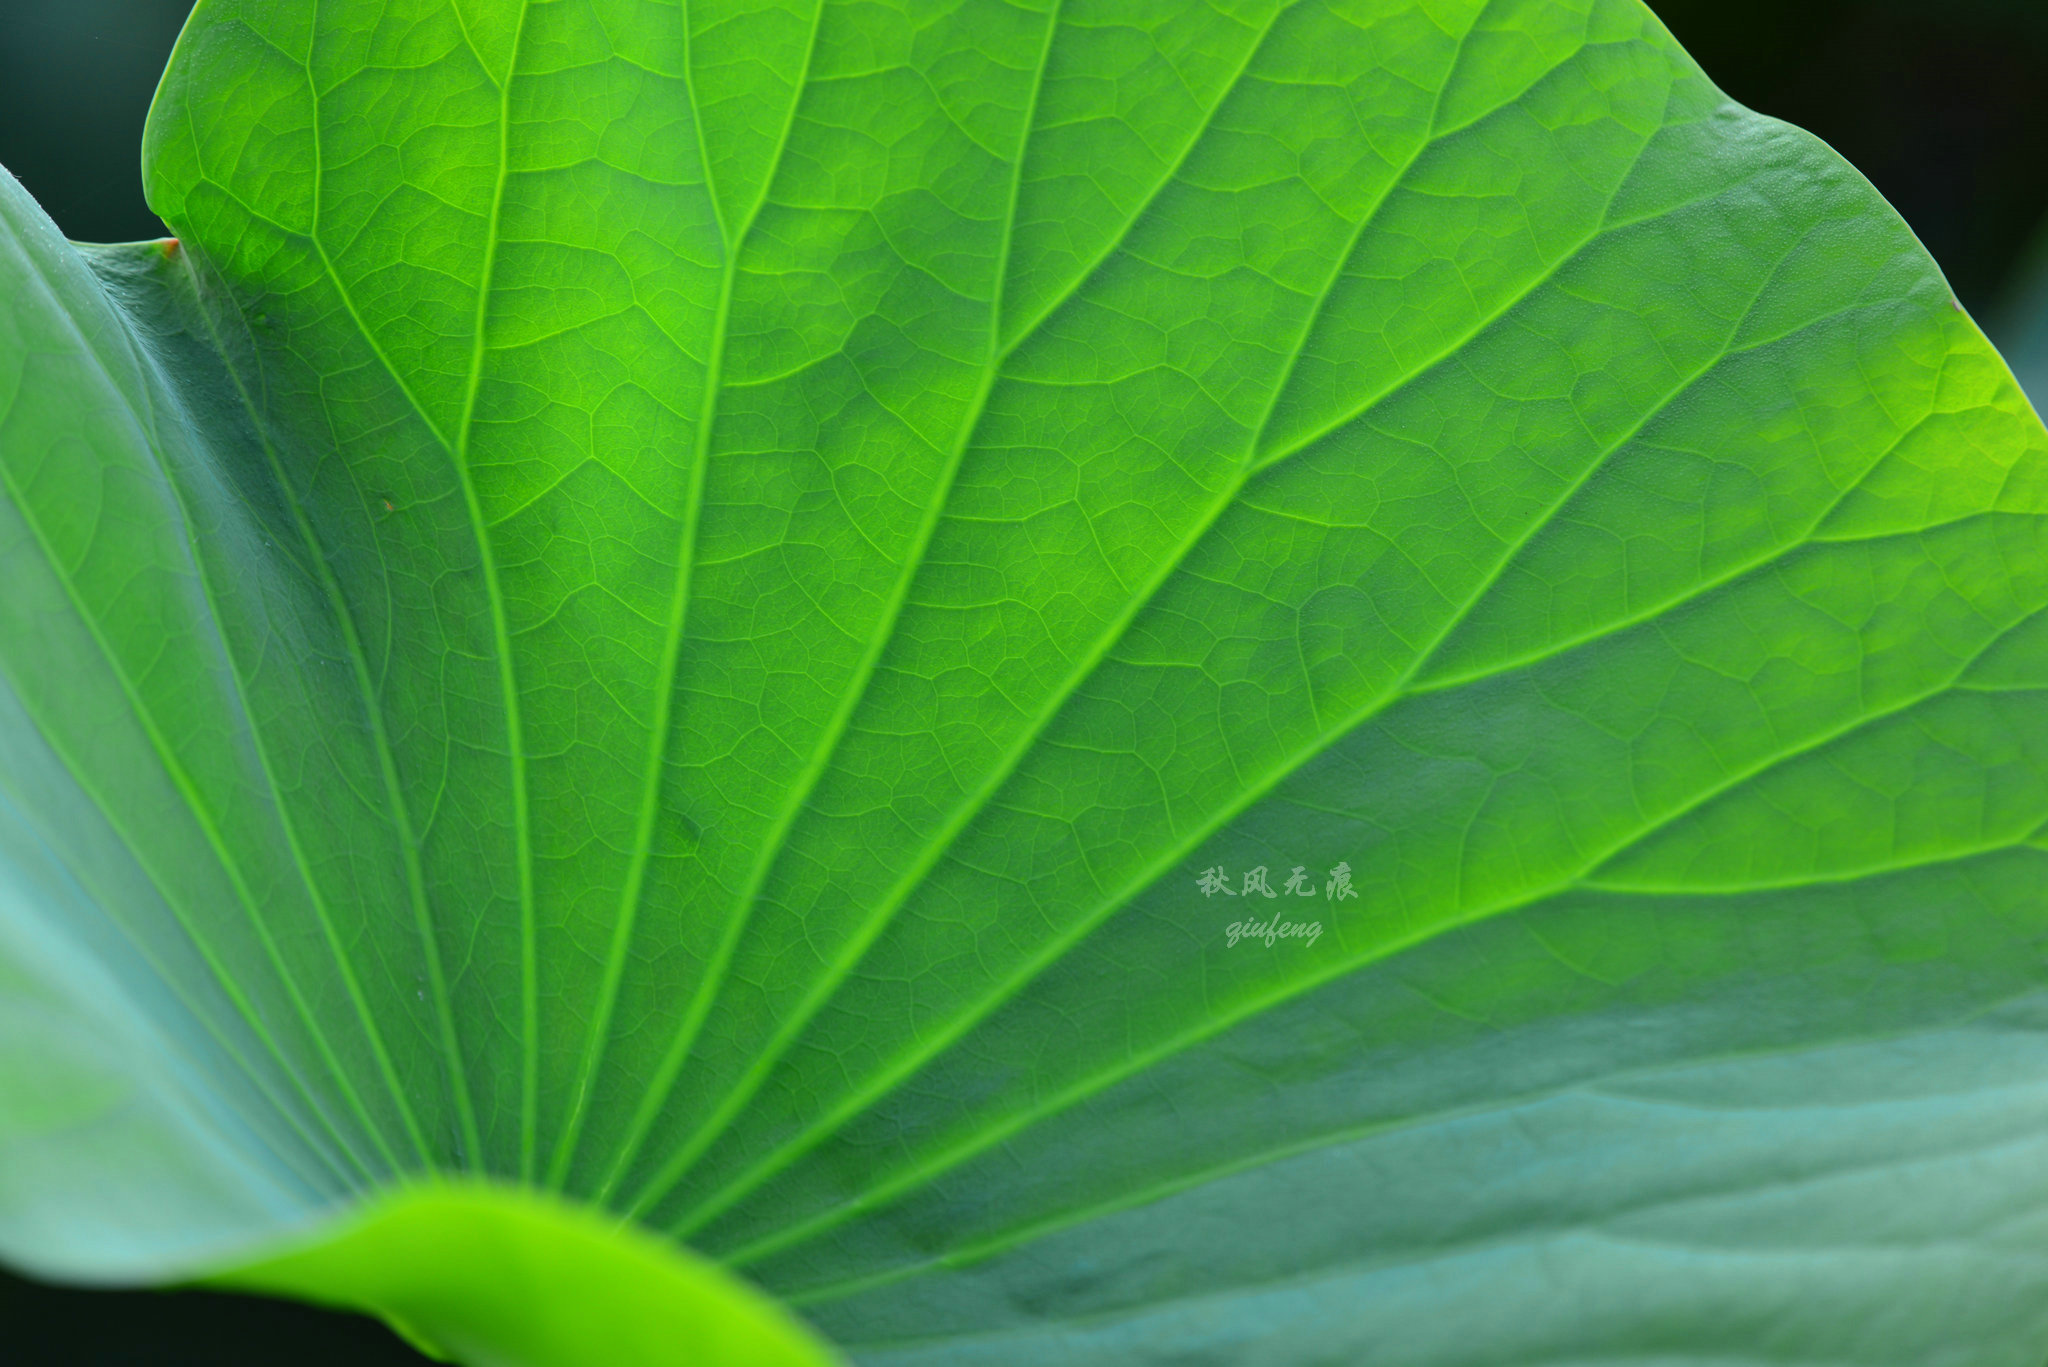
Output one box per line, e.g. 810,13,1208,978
3,0,2048,1360
0,1269,436,1364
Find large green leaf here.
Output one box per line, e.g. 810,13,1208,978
6,0,2048,1361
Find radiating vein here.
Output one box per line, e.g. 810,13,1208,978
78,251,432,1165
609,0,1074,1216
444,0,537,1180
624,15,1645,1222
662,208,1817,1240
137,330,437,1172
711,585,2048,1266
175,247,484,1169
781,976,2048,1310
991,0,1289,356
0,292,396,1182
546,0,830,1192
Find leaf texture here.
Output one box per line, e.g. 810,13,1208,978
5,0,2048,1361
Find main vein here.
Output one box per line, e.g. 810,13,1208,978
179,247,485,1169
446,1,539,1181
719,558,2048,1265
625,2,1514,1224
138,310,438,1171
608,0,1071,1214
0,264,394,1183
543,0,831,1191
665,202,1836,1248
670,144,1851,1252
